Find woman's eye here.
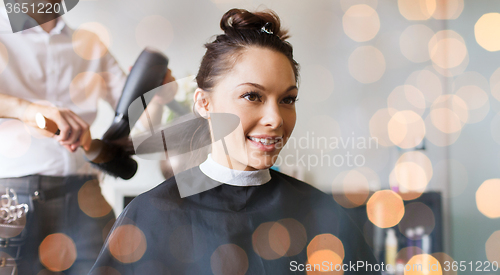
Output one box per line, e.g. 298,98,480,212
242,92,262,102
282,96,298,105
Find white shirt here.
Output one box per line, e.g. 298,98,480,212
0,9,126,177
199,154,271,186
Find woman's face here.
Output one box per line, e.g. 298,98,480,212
197,47,298,171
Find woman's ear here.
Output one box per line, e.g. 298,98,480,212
193,88,210,119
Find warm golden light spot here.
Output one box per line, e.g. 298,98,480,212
343,170,370,206
136,15,174,51
278,218,307,257
39,233,77,272
307,234,345,260
475,13,500,52
485,231,500,266
210,244,249,275
399,202,435,238
428,30,467,70
0,42,8,74
397,151,433,180
455,85,490,124
77,179,113,218
424,112,461,147
398,0,436,20
389,168,425,200
308,250,343,272
72,22,111,60
405,254,442,274
252,222,290,260
476,179,500,219
0,120,32,158
340,0,378,12
300,65,335,103
348,45,386,83
369,108,397,147
400,24,434,63
395,162,429,192
343,4,380,42
405,70,442,104
367,190,405,228
108,224,147,263
430,94,468,133
69,72,107,110
432,0,463,20
388,110,426,149
388,85,426,116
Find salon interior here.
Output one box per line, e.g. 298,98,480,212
2,0,500,274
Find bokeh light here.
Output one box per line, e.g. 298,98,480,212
340,0,378,12
300,65,335,103
366,190,405,228
455,85,490,124
108,224,147,263
474,13,500,52
342,4,380,42
252,221,290,260
0,42,8,74
69,72,107,110
72,22,111,60
432,0,463,20
307,234,345,261
429,95,468,133
387,110,426,149
307,250,343,274
429,30,467,69
405,70,443,105
476,178,500,219
135,15,174,51
389,168,425,201
400,24,434,63
485,231,500,266
398,0,436,20
278,218,307,257
405,254,442,274
348,45,386,83
332,169,370,208
396,151,433,189
39,233,77,272
0,120,31,158
424,112,461,147
77,179,113,218
396,246,424,265
398,202,435,239
369,108,397,147
387,85,427,116
210,244,249,275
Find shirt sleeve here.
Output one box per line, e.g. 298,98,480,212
99,51,127,110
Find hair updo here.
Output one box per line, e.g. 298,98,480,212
196,8,300,91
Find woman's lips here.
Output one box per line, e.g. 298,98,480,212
246,136,282,152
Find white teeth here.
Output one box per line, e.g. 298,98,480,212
248,136,282,145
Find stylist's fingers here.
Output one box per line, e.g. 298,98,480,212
59,111,81,146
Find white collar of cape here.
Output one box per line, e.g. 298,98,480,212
199,153,271,186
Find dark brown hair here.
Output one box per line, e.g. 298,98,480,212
196,8,300,91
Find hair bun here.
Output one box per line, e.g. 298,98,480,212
220,8,289,40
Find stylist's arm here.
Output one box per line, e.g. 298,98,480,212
0,93,91,152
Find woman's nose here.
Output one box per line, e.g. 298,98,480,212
261,103,283,129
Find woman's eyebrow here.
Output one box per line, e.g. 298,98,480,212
236,83,298,93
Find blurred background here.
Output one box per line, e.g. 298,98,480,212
12,0,498,272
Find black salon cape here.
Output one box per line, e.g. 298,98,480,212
89,167,380,275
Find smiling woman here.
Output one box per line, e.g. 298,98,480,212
89,8,380,275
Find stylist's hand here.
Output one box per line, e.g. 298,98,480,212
23,103,91,152
151,69,178,105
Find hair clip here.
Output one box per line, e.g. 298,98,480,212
260,22,274,35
